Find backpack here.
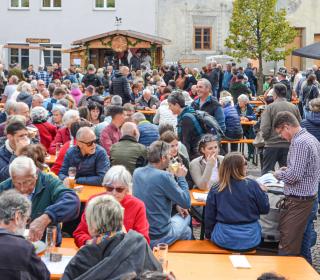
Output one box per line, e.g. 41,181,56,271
183,110,225,140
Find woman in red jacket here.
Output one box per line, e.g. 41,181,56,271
31,106,57,151
73,165,150,247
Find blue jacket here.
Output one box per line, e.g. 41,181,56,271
235,104,256,121
191,96,226,132
133,165,191,240
138,120,159,147
205,178,269,239
59,144,110,186
0,145,16,183
223,104,243,138
0,172,80,245
222,70,233,90
301,112,320,141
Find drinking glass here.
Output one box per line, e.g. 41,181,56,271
153,243,168,271
45,226,57,260
68,167,77,189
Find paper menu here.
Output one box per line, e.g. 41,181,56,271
192,192,208,201
42,256,73,275
229,255,252,269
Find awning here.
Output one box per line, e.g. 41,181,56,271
292,42,320,60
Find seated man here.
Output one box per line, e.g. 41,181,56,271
132,112,159,147
0,121,30,182
59,127,110,186
0,156,80,245
136,88,160,110
0,189,50,279
133,141,192,248
100,105,126,156
110,122,147,174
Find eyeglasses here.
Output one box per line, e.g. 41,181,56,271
159,141,164,158
104,185,126,193
78,139,96,147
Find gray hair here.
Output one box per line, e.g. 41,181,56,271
131,112,146,123
62,109,79,126
32,93,44,102
71,83,79,90
4,100,17,114
198,78,212,91
0,189,31,225
143,88,152,95
220,95,233,106
121,122,137,137
13,102,29,114
85,194,124,235
76,127,94,140
9,156,37,177
111,95,122,106
30,80,38,90
102,165,132,191
31,106,48,122
237,94,249,103
147,141,170,163
21,83,32,93
51,104,66,116
309,97,320,113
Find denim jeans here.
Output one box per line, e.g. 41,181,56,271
150,214,192,249
301,197,319,264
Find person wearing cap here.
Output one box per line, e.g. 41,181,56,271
82,64,102,89
229,73,251,104
78,85,95,107
277,67,292,101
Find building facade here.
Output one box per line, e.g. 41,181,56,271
0,0,156,69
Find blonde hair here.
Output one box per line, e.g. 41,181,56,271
217,152,246,192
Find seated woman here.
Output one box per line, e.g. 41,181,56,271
205,152,269,251
190,134,224,191
63,195,161,280
220,96,243,153
73,165,150,247
49,105,66,129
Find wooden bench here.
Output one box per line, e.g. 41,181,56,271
221,139,254,144
61,237,78,249
169,240,256,255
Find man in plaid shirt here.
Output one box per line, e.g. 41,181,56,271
35,65,50,87
274,111,320,258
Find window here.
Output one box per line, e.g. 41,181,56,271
194,27,212,50
40,44,62,66
94,0,115,9
42,0,61,9
8,45,29,70
10,0,29,9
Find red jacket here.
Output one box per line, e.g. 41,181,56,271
33,122,57,151
73,194,150,247
51,139,76,175
48,127,71,155
100,123,121,156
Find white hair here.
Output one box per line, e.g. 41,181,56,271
102,165,132,192
32,93,44,102
30,80,38,89
51,104,66,116
21,83,32,93
4,100,17,114
220,95,234,106
9,156,37,177
237,94,249,103
62,109,79,126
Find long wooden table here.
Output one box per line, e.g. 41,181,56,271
249,99,299,106
75,185,105,203
136,109,157,115
190,189,207,207
49,248,320,280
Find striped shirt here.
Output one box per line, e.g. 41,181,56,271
278,128,320,196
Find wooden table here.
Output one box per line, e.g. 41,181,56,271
75,185,105,203
241,120,257,126
249,99,299,106
167,253,320,280
190,189,207,207
45,155,57,166
50,247,78,280
136,109,157,115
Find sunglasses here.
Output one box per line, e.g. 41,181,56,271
78,139,96,147
104,185,126,193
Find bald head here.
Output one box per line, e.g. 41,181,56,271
14,102,30,120
121,122,140,141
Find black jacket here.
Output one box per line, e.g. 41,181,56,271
82,74,102,88
110,72,131,105
280,79,292,101
0,228,50,280
62,230,162,280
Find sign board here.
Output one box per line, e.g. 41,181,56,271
179,58,200,64
26,38,50,44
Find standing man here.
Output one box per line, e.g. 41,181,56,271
277,67,292,101
274,111,320,257
244,62,256,96
110,66,131,105
260,83,301,175
222,62,233,90
206,62,220,98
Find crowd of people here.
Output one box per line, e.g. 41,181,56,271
0,59,319,279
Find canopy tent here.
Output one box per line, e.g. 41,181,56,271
292,42,320,60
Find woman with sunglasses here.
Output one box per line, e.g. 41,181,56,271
73,165,150,247
205,152,269,251
189,134,224,191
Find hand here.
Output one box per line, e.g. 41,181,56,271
259,184,268,192
274,170,282,180
28,214,51,242
206,152,217,165
175,163,187,177
144,107,151,110
151,105,157,109
241,116,249,122
176,205,189,218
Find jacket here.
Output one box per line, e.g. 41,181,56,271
0,144,15,182
191,95,226,132
63,231,161,280
260,98,301,148
59,144,110,186
136,95,160,109
100,123,122,155
110,72,131,104
73,194,150,247
0,172,80,243
229,82,251,104
235,103,256,120
48,126,71,155
223,104,243,138
16,92,33,107
110,135,147,174
82,74,102,88
138,120,159,147
33,121,57,151
153,99,177,128
70,88,83,106
301,112,320,141
280,79,292,101
0,228,50,280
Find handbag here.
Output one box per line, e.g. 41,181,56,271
253,130,264,148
